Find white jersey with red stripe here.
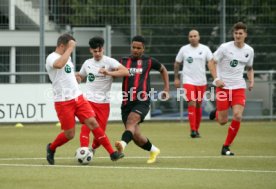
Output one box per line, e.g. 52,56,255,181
79,55,121,103
213,41,254,89
175,44,213,85
46,52,82,102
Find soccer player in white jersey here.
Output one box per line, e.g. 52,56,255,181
76,36,129,152
45,34,124,165
174,30,213,138
208,22,254,156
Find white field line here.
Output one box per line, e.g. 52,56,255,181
0,155,276,161
0,163,275,173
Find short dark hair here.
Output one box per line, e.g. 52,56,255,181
132,35,146,45
232,22,247,32
57,33,75,46
89,36,104,49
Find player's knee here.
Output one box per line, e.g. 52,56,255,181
233,113,242,121
126,119,133,125
188,101,196,107
64,131,75,140
85,117,99,130
126,117,139,127
218,118,228,125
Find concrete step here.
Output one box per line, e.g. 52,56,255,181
0,0,56,30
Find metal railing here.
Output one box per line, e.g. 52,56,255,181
0,70,275,121
150,70,276,121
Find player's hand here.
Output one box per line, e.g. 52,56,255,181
75,75,82,83
174,78,181,88
215,79,225,88
68,40,76,49
248,80,254,91
161,89,170,100
99,67,109,75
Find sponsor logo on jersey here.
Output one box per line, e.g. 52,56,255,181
137,59,142,66
64,64,71,73
87,73,95,82
230,59,238,67
245,53,249,58
186,57,193,63
129,68,143,76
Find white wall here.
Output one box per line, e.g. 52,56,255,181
0,83,150,123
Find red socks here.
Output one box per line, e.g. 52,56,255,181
80,125,90,147
51,125,113,155
188,106,203,132
188,106,196,131
224,120,241,146
195,107,202,131
92,138,100,149
50,132,70,151
80,124,104,149
92,127,114,155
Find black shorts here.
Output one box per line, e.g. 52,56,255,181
121,101,150,125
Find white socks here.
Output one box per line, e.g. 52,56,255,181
150,144,159,152
120,141,127,149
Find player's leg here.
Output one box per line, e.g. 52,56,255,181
222,104,244,155
217,110,229,125
91,103,110,150
184,84,197,137
47,128,75,165
222,89,246,156
188,101,197,137
80,124,91,147
79,102,95,148
115,102,149,154
195,85,206,137
211,88,229,125
195,103,202,136
47,100,76,165
76,96,123,161
115,111,140,153
96,103,110,131
132,126,160,164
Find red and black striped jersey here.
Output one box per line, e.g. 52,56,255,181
120,55,162,105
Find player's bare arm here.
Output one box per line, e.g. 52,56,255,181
208,59,225,87
247,66,254,91
160,64,170,99
53,40,76,69
75,72,85,83
99,65,129,77
174,61,181,88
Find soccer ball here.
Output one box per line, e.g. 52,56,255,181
75,147,93,165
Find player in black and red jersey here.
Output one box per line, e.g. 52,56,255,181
115,35,169,163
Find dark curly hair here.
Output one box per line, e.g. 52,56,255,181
131,35,146,45
89,36,105,49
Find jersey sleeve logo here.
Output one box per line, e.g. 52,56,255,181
230,59,239,67
87,73,95,82
186,57,193,63
64,64,72,73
